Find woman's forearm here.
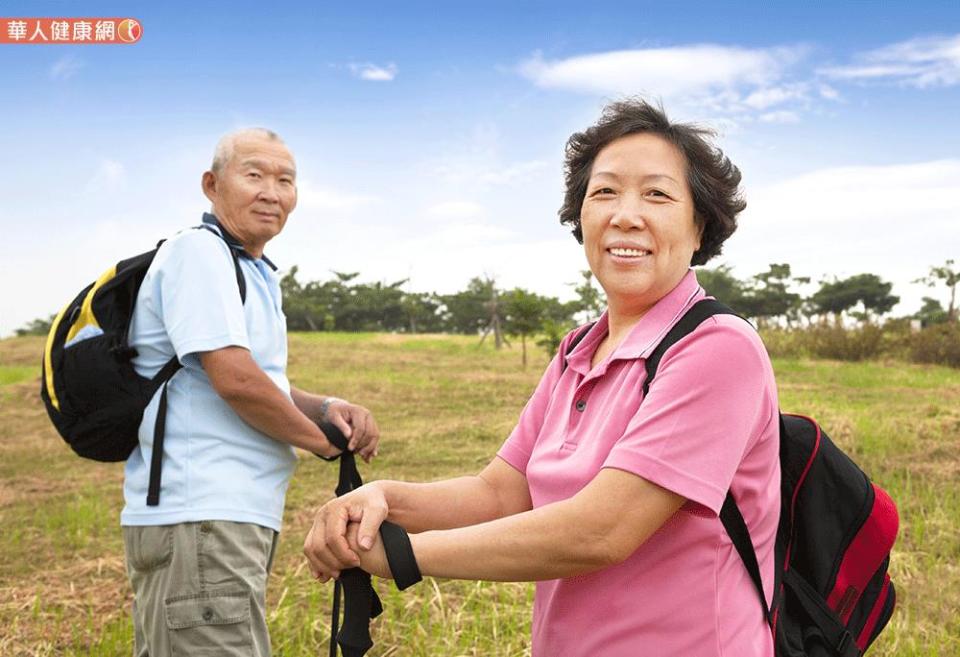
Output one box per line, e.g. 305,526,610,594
404,468,685,582
379,476,511,533
409,497,612,581
376,456,531,534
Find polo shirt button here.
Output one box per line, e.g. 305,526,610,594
575,399,587,412
202,608,214,622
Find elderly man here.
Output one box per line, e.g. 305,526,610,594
121,128,379,657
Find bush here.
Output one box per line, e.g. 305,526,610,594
761,322,959,368
758,328,808,359
908,323,960,368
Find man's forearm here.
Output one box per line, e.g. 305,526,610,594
222,379,336,455
290,387,338,421
200,348,337,456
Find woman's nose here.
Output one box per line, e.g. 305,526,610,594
609,193,648,230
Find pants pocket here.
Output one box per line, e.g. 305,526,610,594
124,525,173,572
165,589,253,656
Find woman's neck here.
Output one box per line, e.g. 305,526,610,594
591,302,652,369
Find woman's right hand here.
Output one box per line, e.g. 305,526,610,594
303,482,390,582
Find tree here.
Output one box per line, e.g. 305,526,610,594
915,297,948,327
737,263,809,327
810,273,899,324
400,291,445,333
442,277,497,336
695,265,746,309
569,270,605,322
503,288,545,367
914,259,959,322
16,314,55,337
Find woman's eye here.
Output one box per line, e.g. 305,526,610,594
648,189,669,198
591,187,615,196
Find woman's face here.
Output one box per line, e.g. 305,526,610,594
580,132,702,318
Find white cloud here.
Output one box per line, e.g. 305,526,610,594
743,83,808,110
85,159,125,192
820,33,960,87
724,159,960,315
426,201,485,220
519,45,806,104
49,55,82,80
296,180,378,212
349,62,398,81
758,110,800,123
817,84,840,101
478,160,549,185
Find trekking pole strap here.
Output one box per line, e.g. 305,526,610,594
380,520,422,590
316,422,421,657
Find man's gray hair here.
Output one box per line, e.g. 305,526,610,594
210,128,285,173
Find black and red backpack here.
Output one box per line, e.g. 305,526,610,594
567,298,900,656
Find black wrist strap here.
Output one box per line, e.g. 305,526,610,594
380,520,422,590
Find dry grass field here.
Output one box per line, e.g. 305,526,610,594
1,332,958,656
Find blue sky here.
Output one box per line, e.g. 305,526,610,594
2,1,959,336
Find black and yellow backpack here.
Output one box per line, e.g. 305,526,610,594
40,222,244,505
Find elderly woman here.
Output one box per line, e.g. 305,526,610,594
304,99,780,657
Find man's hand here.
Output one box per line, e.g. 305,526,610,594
303,483,390,582
325,400,380,462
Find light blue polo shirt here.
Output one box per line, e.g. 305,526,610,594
121,218,297,531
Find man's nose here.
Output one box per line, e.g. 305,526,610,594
257,179,281,202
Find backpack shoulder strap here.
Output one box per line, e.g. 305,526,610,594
197,224,247,303
721,489,773,624
642,298,738,396
640,298,772,623
146,224,246,507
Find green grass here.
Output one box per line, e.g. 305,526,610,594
0,334,957,656
0,365,38,386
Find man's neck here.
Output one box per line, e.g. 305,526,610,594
207,212,265,258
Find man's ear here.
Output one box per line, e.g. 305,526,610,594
201,170,217,204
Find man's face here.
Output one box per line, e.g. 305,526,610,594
203,134,297,253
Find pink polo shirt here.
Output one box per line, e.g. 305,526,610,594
498,270,780,657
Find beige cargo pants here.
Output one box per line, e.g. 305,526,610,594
123,520,279,657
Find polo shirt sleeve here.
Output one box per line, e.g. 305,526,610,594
497,328,576,473
603,318,773,515
151,230,250,362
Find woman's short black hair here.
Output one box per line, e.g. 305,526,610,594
559,98,745,266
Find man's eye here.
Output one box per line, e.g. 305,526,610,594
247,172,261,179
280,178,293,185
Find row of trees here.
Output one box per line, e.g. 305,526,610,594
700,260,957,328
17,260,957,365
278,260,957,364
280,268,605,366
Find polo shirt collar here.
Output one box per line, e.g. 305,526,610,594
565,269,704,374
202,212,278,271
